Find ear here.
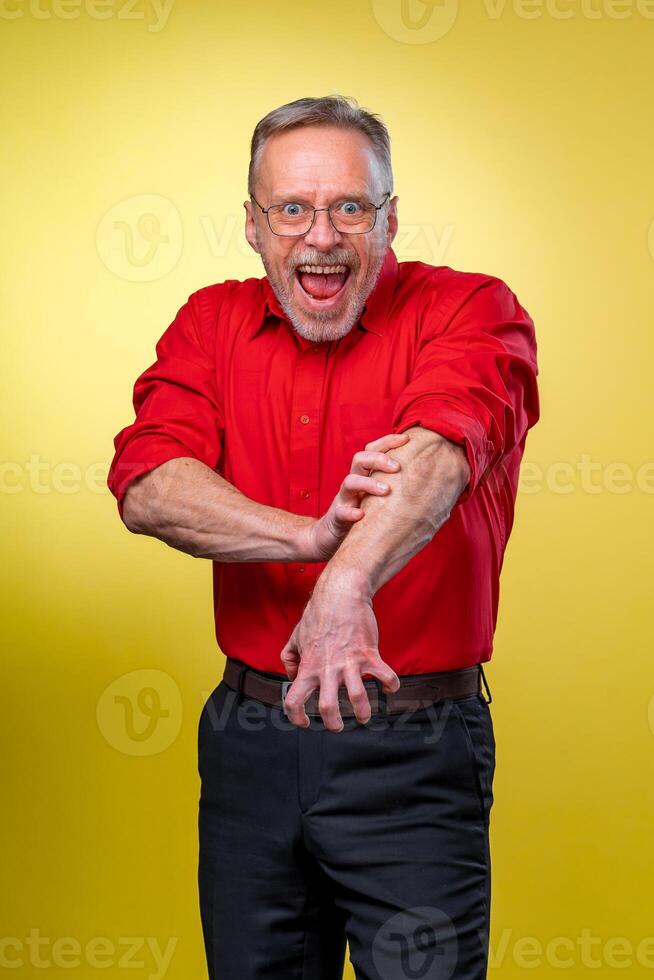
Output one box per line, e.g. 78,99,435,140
386,195,399,248
244,200,261,255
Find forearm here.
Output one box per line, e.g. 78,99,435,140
122,456,314,562
317,426,470,597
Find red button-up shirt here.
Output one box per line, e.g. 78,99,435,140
108,247,539,675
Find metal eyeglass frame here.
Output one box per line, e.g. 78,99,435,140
249,191,391,237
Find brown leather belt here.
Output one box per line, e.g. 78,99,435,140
222,657,491,718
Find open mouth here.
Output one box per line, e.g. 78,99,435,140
294,263,351,307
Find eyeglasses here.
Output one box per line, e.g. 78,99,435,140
249,191,391,237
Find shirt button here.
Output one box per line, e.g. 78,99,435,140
297,566,305,573
299,489,310,499
299,414,310,424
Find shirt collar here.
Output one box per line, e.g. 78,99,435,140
256,246,399,340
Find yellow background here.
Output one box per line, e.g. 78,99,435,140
2,0,653,976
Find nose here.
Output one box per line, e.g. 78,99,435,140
302,208,343,251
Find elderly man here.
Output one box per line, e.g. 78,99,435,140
108,95,539,980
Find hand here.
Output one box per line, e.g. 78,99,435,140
279,574,400,732
303,431,411,563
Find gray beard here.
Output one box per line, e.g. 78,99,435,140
259,246,387,344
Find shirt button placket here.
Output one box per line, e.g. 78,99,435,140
287,345,327,615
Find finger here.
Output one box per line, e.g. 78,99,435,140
282,675,315,728
279,637,301,681
362,431,411,454
350,450,403,477
350,450,406,478
341,473,392,498
333,504,365,522
317,672,344,733
362,660,401,694
342,666,373,725
280,648,301,681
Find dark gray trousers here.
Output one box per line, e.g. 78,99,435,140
198,669,495,980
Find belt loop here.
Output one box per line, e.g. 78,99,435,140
478,663,492,704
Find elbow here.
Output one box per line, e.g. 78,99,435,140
121,476,158,535
119,457,184,535
121,486,147,534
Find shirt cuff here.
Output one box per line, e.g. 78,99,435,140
392,399,495,504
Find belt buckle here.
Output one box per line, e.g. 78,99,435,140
281,680,292,716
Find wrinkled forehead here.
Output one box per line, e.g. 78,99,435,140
255,125,385,203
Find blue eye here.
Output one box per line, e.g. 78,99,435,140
337,201,363,215
281,203,306,217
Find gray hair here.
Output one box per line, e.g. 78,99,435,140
247,94,393,198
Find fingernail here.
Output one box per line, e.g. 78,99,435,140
376,482,389,490
389,460,400,468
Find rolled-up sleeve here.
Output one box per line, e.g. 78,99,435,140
391,275,540,504
107,288,224,521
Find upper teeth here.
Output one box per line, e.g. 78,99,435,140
297,264,348,274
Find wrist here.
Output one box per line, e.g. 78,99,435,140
315,562,374,602
292,515,320,562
